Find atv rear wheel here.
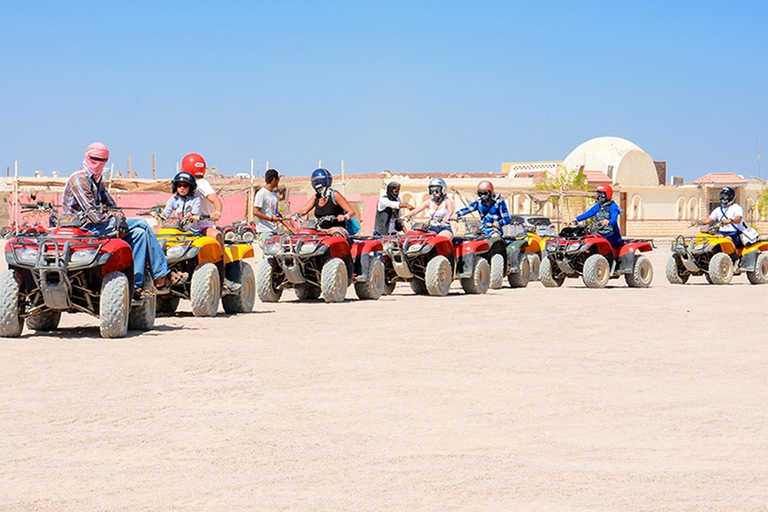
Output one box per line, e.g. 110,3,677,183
665,255,690,284
489,253,505,289
100,271,130,338
222,262,256,313
527,253,541,281
382,279,396,296
295,283,322,300
461,257,490,294
747,252,768,284
321,257,348,303
354,257,385,300
129,293,156,331
582,254,610,289
0,270,24,337
256,259,283,302
156,295,180,314
507,255,531,288
426,255,452,296
26,310,61,332
241,229,256,243
191,262,221,316
539,256,564,288
224,231,237,242
409,279,427,295
708,252,733,285
626,255,653,288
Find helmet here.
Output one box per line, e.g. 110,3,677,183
172,171,197,195
720,186,736,207
428,177,447,200
477,180,494,202
596,184,613,203
311,168,333,196
181,153,207,179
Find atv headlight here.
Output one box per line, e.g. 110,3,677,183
264,240,282,256
299,242,319,255
406,243,424,254
14,247,38,264
692,242,709,252
566,243,581,253
166,244,187,259
70,248,98,265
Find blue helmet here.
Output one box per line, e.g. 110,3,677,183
311,168,333,196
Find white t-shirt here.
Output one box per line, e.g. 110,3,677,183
377,195,403,233
254,186,279,233
195,178,217,228
709,204,744,233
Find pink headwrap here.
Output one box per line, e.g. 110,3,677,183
84,142,110,181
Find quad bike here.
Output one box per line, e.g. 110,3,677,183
540,222,654,289
380,219,491,296
148,210,256,316
257,215,385,303
666,221,768,285
0,205,156,338
223,221,257,243
458,219,544,289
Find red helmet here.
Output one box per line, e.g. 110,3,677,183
181,153,207,178
596,184,613,201
477,180,494,195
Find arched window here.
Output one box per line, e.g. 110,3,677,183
746,197,756,223
687,198,698,221
676,197,686,220
630,194,643,220
518,194,531,214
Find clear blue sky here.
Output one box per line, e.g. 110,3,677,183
1,1,766,181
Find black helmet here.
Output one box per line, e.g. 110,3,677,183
719,186,735,207
172,171,197,195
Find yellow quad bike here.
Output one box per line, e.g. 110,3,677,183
666,221,768,285
152,213,256,316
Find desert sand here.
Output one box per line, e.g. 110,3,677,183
1,241,767,511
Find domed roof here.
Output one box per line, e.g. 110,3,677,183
562,136,659,186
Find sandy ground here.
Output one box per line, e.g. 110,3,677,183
1,240,767,511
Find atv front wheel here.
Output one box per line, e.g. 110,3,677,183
539,256,564,288
382,279,396,296
747,252,768,285
626,255,653,288
26,310,61,332
295,283,322,300
222,262,256,313
582,254,610,289
100,271,130,338
526,253,541,281
354,258,385,300
256,259,283,303
489,253,505,289
409,279,427,295
461,257,490,294
191,262,221,316
665,255,690,284
321,257,348,303
708,252,733,285
426,255,452,296
507,255,531,288
0,270,24,337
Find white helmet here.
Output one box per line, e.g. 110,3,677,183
428,177,447,200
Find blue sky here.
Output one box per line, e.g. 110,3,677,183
1,1,766,181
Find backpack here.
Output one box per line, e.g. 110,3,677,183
330,190,360,236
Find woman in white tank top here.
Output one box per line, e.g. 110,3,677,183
408,178,454,240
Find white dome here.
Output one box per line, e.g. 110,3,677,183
562,136,658,186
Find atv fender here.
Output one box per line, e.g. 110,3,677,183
225,243,255,263
505,239,527,273
738,249,758,272
351,240,383,282
428,236,454,258
101,238,134,277
322,235,352,260
192,237,224,265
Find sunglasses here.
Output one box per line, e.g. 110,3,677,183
429,187,442,194
89,156,108,162
477,190,491,197
176,183,190,188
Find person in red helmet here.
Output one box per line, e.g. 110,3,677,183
573,184,623,248
180,153,237,289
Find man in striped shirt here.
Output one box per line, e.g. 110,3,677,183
62,142,182,297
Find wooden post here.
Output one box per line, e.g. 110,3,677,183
152,154,156,180
13,161,19,234
341,160,345,194
127,156,131,178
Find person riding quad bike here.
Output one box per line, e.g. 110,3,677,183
666,187,768,285
573,184,622,248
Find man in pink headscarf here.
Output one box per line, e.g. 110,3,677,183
62,142,185,297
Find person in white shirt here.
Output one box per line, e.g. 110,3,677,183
373,181,413,236
253,169,294,249
692,186,744,246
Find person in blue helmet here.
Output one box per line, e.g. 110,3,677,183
692,186,744,247
293,168,356,236
450,180,510,236
573,184,623,248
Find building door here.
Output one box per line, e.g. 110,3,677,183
619,191,627,235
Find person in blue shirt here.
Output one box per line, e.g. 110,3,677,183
163,171,201,227
573,184,623,248
450,180,510,236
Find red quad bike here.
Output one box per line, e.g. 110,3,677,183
223,221,257,243
540,222,654,289
0,206,156,339
257,215,385,303
381,219,491,296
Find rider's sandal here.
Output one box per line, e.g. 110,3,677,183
155,270,188,294
133,287,153,299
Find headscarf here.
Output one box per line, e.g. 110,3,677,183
84,142,110,182
386,181,400,201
